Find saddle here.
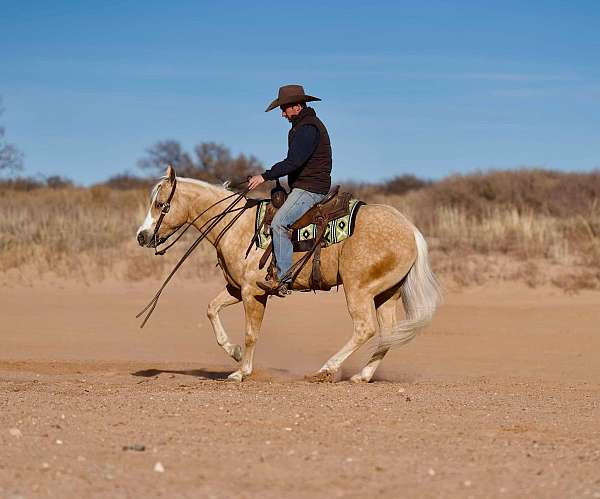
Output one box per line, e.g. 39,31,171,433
250,182,355,291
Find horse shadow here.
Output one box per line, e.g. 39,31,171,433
131,368,231,381
131,367,406,383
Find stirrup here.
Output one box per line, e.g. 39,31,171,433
256,280,292,297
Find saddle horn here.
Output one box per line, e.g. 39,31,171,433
270,179,288,209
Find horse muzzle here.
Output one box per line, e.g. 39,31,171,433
137,230,157,248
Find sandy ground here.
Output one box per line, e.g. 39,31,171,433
1,278,599,498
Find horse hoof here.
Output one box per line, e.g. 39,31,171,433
304,370,336,383
227,371,244,382
232,345,243,362
349,374,368,384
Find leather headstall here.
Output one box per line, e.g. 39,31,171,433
151,176,177,253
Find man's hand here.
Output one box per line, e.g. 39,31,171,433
248,175,266,190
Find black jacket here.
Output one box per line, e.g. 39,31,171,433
262,107,332,194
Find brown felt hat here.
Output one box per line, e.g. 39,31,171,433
265,84,321,112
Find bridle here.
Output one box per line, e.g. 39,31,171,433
151,176,177,254
149,176,253,256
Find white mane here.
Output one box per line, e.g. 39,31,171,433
150,175,229,201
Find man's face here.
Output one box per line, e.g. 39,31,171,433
280,103,303,122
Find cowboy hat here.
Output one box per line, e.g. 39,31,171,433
265,84,321,112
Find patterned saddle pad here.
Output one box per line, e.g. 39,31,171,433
254,198,365,252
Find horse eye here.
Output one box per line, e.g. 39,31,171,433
155,202,163,209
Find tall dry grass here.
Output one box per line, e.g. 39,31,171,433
0,186,216,284
1,169,599,290
384,170,600,290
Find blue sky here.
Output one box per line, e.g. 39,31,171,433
1,0,599,184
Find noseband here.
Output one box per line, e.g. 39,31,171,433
151,176,177,253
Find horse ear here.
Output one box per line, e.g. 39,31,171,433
166,164,176,183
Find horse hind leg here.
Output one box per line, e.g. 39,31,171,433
350,286,401,383
305,289,378,383
206,286,243,362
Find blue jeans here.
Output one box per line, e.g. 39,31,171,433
271,188,325,281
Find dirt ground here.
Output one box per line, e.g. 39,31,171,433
1,278,599,498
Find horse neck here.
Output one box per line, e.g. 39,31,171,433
179,179,251,248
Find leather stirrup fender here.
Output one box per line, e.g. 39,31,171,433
259,243,272,270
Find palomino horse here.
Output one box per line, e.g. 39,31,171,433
136,165,441,382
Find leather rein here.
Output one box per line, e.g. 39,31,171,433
137,178,252,328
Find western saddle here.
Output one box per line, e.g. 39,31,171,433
249,182,353,291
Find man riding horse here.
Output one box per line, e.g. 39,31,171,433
136,84,441,381
248,84,332,296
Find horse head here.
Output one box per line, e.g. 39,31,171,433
136,165,187,248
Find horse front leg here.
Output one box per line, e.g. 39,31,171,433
227,290,267,382
206,286,243,362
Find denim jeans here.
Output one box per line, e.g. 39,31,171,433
271,188,325,281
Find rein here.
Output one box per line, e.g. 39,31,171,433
137,179,251,328
153,188,247,256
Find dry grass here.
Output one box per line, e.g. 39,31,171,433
389,170,600,290
0,186,217,285
1,169,599,291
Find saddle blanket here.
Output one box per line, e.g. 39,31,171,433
254,198,365,252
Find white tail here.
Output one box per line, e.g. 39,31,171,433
376,228,442,353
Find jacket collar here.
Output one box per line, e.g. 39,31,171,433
290,106,316,127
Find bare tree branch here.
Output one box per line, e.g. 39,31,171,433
137,140,195,176
138,139,262,183
0,97,24,175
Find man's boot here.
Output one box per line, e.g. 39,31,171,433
256,277,292,297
